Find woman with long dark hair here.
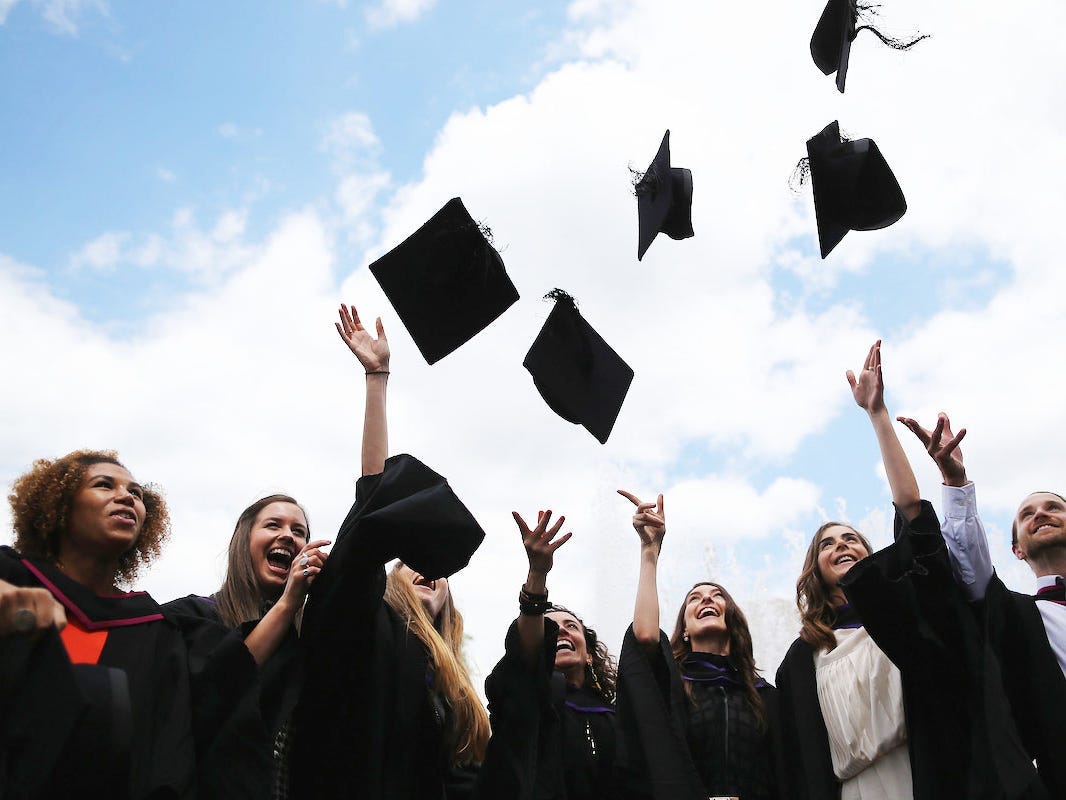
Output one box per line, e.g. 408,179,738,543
477,509,619,800
1,450,265,798
617,490,779,800
287,303,489,800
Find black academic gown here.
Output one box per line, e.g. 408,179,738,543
0,546,265,800
973,577,1066,796
163,593,305,799
616,626,779,800
476,618,618,800
776,502,1046,800
288,454,485,800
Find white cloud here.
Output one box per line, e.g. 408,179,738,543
364,0,435,29
0,0,20,24
218,122,240,139
155,166,176,183
34,0,106,34
68,208,257,280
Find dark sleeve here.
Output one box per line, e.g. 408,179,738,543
472,617,559,800
615,625,702,800
0,628,90,796
172,613,274,800
774,640,838,800
838,500,955,671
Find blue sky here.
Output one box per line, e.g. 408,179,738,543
2,0,1063,677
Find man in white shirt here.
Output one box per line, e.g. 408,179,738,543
899,412,1066,795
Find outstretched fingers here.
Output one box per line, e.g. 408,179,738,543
617,489,643,507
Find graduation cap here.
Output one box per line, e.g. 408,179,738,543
523,290,634,444
806,120,906,259
811,0,929,93
369,197,519,364
635,130,693,261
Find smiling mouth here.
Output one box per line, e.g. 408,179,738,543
834,554,857,566
110,510,137,524
414,577,437,591
697,607,720,619
556,640,575,652
266,547,295,574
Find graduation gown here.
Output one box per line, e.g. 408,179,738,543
974,577,1066,796
776,502,1046,800
288,454,485,800
0,546,264,800
476,618,618,800
616,626,779,800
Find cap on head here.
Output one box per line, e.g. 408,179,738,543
806,120,906,259
369,197,520,364
635,130,694,261
523,290,634,444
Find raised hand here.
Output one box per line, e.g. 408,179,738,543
846,339,885,414
618,490,666,552
279,539,332,607
513,510,572,578
335,303,390,374
897,412,968,487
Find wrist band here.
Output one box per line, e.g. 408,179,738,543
366,370,390,376
519,585,549,616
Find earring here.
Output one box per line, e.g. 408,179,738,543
683,632,689,642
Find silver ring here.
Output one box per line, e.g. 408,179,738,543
299,555,309,567
303,568,310,578
12,608,36,633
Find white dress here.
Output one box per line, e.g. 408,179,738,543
815,626,912,800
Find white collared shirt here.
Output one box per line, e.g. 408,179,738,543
940,482,1066,679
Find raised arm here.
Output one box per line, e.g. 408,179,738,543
847,340,922,521
618,490,666,652
335,303,390,476
512,510,572,667
898,412,992,600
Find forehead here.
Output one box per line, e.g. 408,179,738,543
255,501,307,526
82,462,136,485
819,524,857,544
1018,493,1066,514
546,611,583,629
687,583,722,598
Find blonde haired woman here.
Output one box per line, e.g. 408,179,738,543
288,304,488,800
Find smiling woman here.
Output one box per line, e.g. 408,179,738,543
1,449,269,798
616,491,780,800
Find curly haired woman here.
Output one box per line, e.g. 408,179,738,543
476,508,619,800
1,450,265,798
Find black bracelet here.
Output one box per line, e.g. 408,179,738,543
366,370,390,376
519,585,549,616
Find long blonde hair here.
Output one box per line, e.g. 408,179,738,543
796,521,873,654
384,564,489,765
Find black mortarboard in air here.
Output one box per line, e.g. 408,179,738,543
523,290,634,444
811,0,929,93
806,120,907,259
635,130,693,261
369,197,519,364
811,0,857,93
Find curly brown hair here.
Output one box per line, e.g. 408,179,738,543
8,450,171,586
547,604,618,704
796,521,873,654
